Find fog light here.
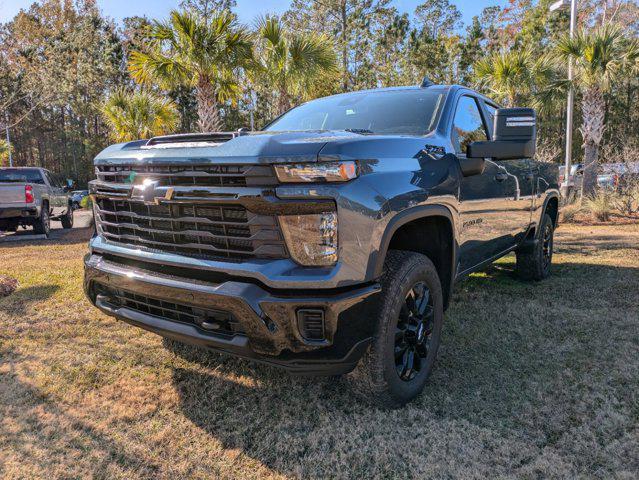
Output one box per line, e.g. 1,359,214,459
297,309,325,341
279,212,337,266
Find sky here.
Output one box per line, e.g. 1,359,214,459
0,0,508,28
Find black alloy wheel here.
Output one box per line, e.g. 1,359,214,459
541,221,553,269
395,282,435,381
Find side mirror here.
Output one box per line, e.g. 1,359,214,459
467,108,536,160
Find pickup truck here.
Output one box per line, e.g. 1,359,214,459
0,167,75,236
84,84,559,407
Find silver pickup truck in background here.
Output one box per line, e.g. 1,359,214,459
0,167,75,237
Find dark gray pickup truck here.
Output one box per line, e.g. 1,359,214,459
84,84,559,407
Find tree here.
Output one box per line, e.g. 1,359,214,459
284,0,392,91
180,0,237,19
414,0,462,38
129,10,253,132
474,48,554,107
253,16,337,115
556,24,629,195
0,0,123,183
101,89,179,142
0,139,12,166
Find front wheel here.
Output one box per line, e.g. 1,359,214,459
352,250,444,408
61,208,74,229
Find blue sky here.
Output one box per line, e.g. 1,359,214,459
0,0,507,27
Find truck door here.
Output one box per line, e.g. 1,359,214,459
44,170,65,215
453,95,513,273
482,101,534,241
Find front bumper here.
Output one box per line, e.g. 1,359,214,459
84,254,381,375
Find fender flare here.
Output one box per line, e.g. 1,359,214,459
370,203,458,279
540,190,560,226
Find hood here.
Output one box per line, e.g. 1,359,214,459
94,131,361,166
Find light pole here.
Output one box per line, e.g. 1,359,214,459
4,111,12,168
550,0,577,197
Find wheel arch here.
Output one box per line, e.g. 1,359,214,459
372,205,457,309
544,194,559,228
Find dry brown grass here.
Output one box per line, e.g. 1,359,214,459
1,223,638,479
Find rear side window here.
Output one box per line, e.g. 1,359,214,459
451,96,488,155
0,168,45,184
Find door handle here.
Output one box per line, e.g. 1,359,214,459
494,172,508,182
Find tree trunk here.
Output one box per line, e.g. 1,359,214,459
579,87,605,197
196,78,221,133
341,1,349,92
277,84,291,116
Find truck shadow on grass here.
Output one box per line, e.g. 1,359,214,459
166,258,639,477
0,284,60,316
0,354,161,478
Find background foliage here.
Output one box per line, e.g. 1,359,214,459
1,0,637,186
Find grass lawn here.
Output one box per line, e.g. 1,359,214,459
1,223,638,479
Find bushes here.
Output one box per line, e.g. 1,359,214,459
584,191,616,221
562,187,639,223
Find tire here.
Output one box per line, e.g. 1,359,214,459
351,250,444,408
516,213,554,281
33,206,50,237
61,207,74,229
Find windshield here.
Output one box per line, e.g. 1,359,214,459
0,168,45,184
265,89,446,136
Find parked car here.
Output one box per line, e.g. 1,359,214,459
71,190,89,209
0,167,74,236
84,83,559,407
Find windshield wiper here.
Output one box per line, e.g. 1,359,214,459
343,128,374,134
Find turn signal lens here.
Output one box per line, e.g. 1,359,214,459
274,162,358,183
25,185,34,203
279,212,338,266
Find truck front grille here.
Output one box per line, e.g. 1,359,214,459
96,284,245,337
95,164,277,187
95,198,288,261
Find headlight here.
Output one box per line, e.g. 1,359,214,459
279,212,338,266
274,162,358,183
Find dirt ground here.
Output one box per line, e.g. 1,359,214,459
1,222,638,479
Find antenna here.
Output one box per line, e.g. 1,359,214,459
420,77,434,88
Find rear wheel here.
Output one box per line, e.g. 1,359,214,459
516,213,554,280
33,206,50,237
352,250,444,408
61,207,74,229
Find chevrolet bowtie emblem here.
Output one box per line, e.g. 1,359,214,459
130,180,173,205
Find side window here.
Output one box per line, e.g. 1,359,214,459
43,171,54,186
44,171,61,188
451,96,488,155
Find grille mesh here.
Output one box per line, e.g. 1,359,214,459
95,198,287,261
96,284,244,336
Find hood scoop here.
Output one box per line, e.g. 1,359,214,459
144,130,250,149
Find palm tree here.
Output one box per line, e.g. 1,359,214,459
474,49,555,108
101,88,180,142
556,24,628,195
0,139,12,166
253,15,337,116
129,10,253,133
